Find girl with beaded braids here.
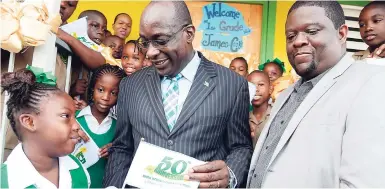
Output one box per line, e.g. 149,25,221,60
1,66,90,188
73,64,125,188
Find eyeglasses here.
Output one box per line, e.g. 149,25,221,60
137,24,192,50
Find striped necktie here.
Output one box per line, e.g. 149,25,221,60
162,74,183,131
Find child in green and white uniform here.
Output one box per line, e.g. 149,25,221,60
74,64,125,188
1,66,90,188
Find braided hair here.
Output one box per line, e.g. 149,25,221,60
126,40,144,55
1,69,61,140
87,64,126,104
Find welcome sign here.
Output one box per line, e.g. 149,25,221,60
198,2,252,53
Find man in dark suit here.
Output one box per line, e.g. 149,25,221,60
103,1,252,188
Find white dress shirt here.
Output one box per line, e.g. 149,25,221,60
161,51,201,120
77,105,117,134
160,52,238,187
5,144,89,189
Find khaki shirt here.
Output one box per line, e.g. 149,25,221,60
352,49,371,61
249,105,272,148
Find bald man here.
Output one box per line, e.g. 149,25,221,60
104,1,252,188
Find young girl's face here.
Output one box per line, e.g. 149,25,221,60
92,74,120,113
229,59,248,78
121,43,145,75
359,6,385,50
263,63,283,82
32,92,80,157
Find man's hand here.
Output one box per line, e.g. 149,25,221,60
186,160,229,188
78,129,90,142
370,44,385,58
99,143,113,158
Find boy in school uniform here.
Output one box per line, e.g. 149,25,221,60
67,10,108,99
353,1,385,61
247,71,273,148
57,9,107,72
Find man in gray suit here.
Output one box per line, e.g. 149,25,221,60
247,1,385,188
103,1,252,188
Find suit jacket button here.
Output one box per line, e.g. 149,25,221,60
167,140,174,146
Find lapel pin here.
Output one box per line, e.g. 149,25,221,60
204,81,209,87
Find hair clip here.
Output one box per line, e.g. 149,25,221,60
26,65,57,86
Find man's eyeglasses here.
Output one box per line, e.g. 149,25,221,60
137,24,192,50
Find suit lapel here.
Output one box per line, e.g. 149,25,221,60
170,57,217,136
247,85,294,187
253,86,293,157
268,54,354,167
145,68,170,134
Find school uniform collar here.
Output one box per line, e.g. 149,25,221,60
353,48,370,56
249,104,272,125
180,51,201,83
77,105,117,120
352,48,371,60
5,144,79,189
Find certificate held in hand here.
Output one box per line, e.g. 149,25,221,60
72,138,100,169
123,140,205,189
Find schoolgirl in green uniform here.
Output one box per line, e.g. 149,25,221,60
75,64,125,188
1,66,90,188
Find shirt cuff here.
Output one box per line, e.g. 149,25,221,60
227,166,237,188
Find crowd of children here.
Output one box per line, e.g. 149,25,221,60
1,0,384,188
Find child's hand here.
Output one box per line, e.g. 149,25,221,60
250,124,256,138
71,79,87,96
99,143,112,158
78,129,90,142
370,44,385,58
74,98,88,110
